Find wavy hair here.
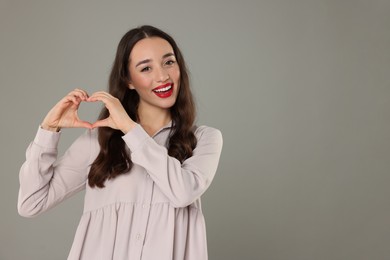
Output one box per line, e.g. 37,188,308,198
88,25,197,188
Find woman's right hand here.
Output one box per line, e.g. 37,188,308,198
41,89,93,132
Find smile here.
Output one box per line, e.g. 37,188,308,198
152,83,174,98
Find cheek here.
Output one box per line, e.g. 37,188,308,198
132,75,153,90
172,67,180,82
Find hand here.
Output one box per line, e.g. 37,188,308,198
88,91,136,134
41,89,93,132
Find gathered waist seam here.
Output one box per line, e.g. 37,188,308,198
83,201,200,214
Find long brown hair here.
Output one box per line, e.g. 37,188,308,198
88,25,197,188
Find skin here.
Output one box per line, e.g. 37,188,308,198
41,37,180,136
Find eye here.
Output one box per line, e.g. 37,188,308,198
141,66,151,72
165,59,176,66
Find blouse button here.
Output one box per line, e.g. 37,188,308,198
136,234,141,240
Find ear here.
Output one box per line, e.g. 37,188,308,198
128,82,135,90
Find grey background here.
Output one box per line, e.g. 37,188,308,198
1,0,390,259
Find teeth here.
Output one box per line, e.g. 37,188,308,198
154,85,172,93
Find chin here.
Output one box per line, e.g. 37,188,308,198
160,99,177,109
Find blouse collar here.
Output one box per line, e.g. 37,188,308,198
151,120,173,138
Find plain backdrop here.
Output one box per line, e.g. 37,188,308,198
1,0,390,259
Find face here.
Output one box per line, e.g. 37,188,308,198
128,37,180,113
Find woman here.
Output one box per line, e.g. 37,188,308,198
18,25,223,260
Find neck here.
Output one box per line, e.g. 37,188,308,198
137,103,171,136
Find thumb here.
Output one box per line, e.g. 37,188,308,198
74,120,93,129
92,118,111,129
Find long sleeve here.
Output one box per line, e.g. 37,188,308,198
18,127,93,217
122,125,223,208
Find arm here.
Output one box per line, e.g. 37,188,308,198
18,127,93,217
122,125,223,208
18,88,95,217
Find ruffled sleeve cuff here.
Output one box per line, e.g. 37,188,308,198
33,126,61,149
121,124,150,153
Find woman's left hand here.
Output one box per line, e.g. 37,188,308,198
88,91,136,134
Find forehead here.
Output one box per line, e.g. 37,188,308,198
130,37,174,62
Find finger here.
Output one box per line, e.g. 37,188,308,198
60,94,79,107
88,91,115,101
55,96,82,113
87,93,113,104
74,88,89,96
68,89,88,101
90,91,111,96
70,89,89,101
74,89,89,100
69,95,83,107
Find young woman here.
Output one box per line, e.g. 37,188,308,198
18,25,223,260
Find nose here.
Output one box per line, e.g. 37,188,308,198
155,66,169,82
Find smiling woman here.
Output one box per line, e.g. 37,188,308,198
17,25,223,260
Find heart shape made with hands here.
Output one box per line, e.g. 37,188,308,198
43,90,135,132
68,97,134,132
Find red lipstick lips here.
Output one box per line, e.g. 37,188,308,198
152,83,173,98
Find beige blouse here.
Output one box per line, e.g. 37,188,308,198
18,123,223,260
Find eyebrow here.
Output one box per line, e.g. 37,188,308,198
135,52,175,67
